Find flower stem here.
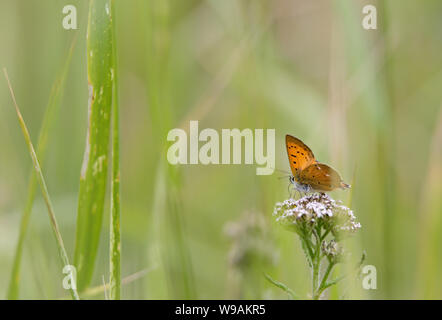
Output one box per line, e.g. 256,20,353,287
311,229,322,299
312,261,320,299
315,261,335,299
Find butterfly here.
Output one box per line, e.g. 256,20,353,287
285,135,350,193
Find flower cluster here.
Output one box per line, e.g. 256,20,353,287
321,240,344,262
272,193,361,238
271,192,363,299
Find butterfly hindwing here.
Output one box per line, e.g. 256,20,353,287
285,135,316,178
299,163,343,192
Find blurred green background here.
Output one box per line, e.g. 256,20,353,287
0,0,441,299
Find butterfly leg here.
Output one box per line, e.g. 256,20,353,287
288,182,296,199
292,186,299,199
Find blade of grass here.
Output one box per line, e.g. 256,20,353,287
6,36,77,300
74,0,114,292
109,0,121,300
3,68,80,300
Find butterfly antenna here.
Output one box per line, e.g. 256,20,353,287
273,168,291,175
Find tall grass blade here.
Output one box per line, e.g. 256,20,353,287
109,0,121,300
74,0,114,292
6,36,77,300
3,69,80,300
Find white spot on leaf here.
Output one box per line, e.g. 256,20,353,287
80,84,94,179
93,155,106,176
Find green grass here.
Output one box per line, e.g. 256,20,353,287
4,0,120,300
6,37,77,300
4,69,80,300
1,0,442,300
74,0,114,292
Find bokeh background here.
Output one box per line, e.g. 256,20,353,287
0,0,441,299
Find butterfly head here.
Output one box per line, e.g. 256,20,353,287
289,175,312,193
289,176,295,184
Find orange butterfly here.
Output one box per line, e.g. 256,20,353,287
286,135,350,193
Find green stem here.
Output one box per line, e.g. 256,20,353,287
320,228,331,241
315,261,335,299
301,229,314,261
312,260,320,299
311,229,322,299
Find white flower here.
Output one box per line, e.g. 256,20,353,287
273,193,361,236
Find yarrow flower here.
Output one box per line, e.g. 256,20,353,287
270,193,363,300
273,193,361,239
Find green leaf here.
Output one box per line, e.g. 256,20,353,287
74,0,114,292
264,273,298,299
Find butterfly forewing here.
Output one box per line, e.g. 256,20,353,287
285,135,316,178
299,163,343,192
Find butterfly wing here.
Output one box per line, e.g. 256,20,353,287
285,135,316,178
299,163,349,192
